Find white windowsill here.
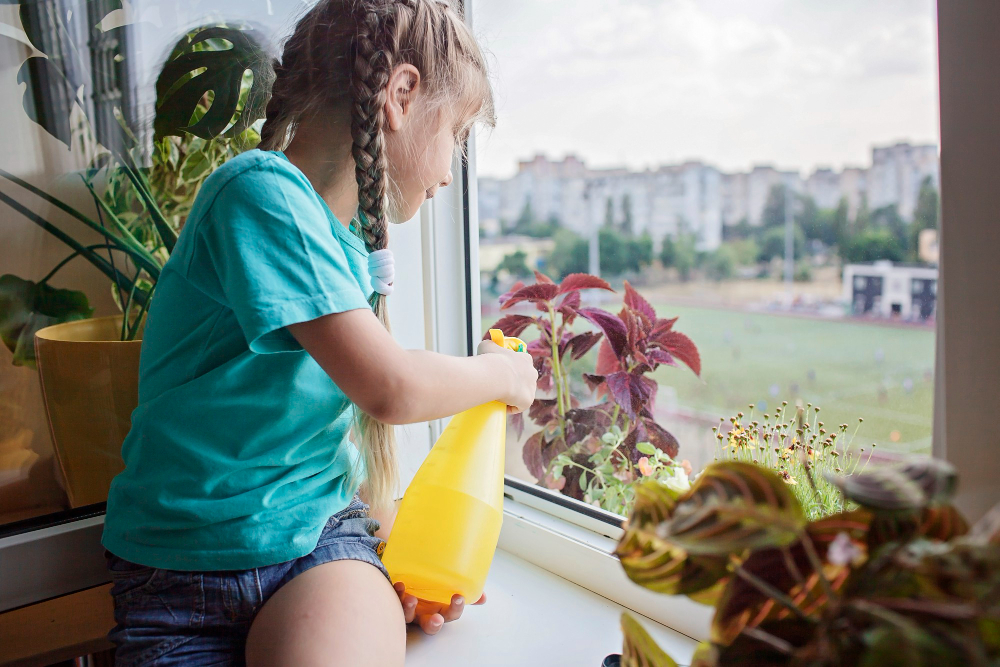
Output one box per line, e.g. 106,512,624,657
404,549,699,666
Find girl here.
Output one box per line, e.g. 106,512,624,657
100,0,537,664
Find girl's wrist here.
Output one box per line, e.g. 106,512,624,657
479,350,517,405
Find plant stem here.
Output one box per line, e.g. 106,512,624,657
799,531,836,600
39,244,118,284
740,627,794,655
547,304,568,416
734,565,815,623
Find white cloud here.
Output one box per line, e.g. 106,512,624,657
472,0,939,178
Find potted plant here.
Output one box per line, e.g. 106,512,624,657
486,272,700,516
0,15,271,506
611,454,1000,666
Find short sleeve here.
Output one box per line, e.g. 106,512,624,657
198,157,372,353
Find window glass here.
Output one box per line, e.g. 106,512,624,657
0,0,305,529
473,0,940,516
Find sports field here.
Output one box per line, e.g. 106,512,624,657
649,303,936,455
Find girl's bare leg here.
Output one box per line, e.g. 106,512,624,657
245,559,405,666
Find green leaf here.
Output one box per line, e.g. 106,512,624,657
154,26,274,140
637,441,657,456
621,613,678,667
616,479,729,597
689,641,719,667
660,461,807,556
0,275,92,367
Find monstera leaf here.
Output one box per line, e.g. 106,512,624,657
154,26,274,140
620,613,678,667
616,479,729,598
657,462,807,557
0,275,92,367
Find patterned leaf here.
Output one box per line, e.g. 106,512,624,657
896,458,959,505
689,642,719,667
640,418,680,459
651,317,678,337
510,411,524,440
616,480,730,597
527,398,559,424
711,510,869,645
652,330,701,376
500,282,559,309
826,465,932,513
483,314,536,340
522,431,567,481
623,281,656,320
970,501,1000,545
579,308,628,359
621,613,679,667
661,462,807,556
557,273,614,295
583,373,606,392
918,504,969,542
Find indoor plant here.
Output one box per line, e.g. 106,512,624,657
0,14,271,505
487,273,700,515
612,456,1000,666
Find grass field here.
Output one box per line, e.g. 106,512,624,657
649,303,936,455
483,294,936,480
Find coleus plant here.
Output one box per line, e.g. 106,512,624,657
486,272,700,513
614,457,1000,666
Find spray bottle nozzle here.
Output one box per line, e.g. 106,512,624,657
488,328,526,353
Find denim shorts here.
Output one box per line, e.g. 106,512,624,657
105,495,388,666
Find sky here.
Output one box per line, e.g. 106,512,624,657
470,0,940,179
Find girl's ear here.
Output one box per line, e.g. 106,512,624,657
384,63,421,132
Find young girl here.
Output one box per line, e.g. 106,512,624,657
100,1,537,664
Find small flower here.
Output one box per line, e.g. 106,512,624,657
662,466,691,494
828,532,864,567
681,459,693,476
638,456,654,477
779,470,797,484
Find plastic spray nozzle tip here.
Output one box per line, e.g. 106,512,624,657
488,328,526,353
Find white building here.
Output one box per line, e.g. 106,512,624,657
842,261,938,320
867,143,940,220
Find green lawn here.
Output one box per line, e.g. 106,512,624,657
650,304,936,454
482,299,936,458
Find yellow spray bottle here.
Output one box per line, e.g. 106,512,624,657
381,329,525,606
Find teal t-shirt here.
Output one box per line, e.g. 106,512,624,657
102,149,375,571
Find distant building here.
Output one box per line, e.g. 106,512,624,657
867,143,939,220
478,142,939,255
918,228,940,265
842,261,938,321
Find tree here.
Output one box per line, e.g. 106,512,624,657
515,198,534,232
620,193,634,235
872,204,908,252
761,184,788,229
604,196,615,228
704,244,737,281
758,225,804,263
832,197,850,247
660,233,697,281
630,231,653,270
547,229,589,278
496,250,531,279
913,177,940,232
840,228,905,264
854,194,871,234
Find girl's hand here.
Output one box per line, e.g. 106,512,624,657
476,340,537,414
392,583,487,635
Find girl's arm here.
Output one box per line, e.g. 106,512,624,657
287,308,537,425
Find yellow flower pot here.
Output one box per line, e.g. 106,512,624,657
34,316,141,508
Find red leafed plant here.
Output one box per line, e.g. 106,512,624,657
486,271,701,514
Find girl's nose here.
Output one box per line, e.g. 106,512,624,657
440,170,453,188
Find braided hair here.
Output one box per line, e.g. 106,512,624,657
257,0,495,507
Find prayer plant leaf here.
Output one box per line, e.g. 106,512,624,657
154,26,273,140
711,510,870,645
616,479,729,597
621,613,679,667
660,462,807,557
0,275,93,367
827,458,957,513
